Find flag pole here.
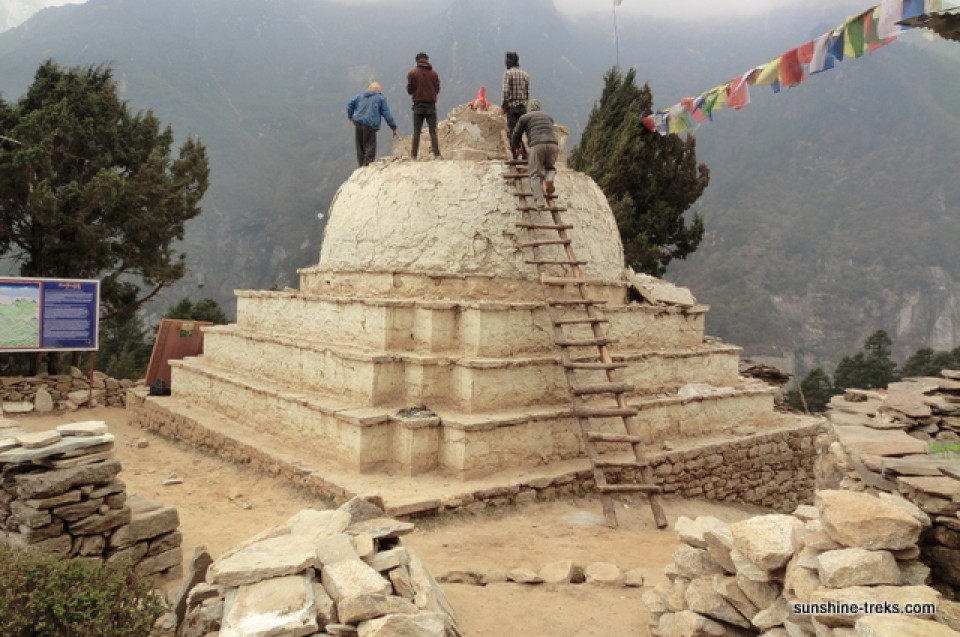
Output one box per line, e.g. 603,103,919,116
613,0,621,68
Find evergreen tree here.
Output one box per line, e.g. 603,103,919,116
0,60,209,322
570,68,709,275
900,347,960,377
96,314,154,381
787,367,837,412
165,297,229,324
833,330,899,390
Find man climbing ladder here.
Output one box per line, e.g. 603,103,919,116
511,99,558,210
502,157,668,530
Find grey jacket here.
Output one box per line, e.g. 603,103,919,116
511,109,557,149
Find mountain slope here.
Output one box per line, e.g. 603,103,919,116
1,0,958,373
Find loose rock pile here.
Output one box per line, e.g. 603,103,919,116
820,370,960,600
177,497,460,637
1,368,133,413
0,420,181,578
644,489,957,636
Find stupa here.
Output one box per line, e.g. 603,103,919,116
132,105,785,506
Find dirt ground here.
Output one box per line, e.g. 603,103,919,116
7,407,768,637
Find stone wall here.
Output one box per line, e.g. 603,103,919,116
1,368,134,413
817,371,960,602
0,419,182,580
129,387,824,518
644,490,954,636
638,421,825,513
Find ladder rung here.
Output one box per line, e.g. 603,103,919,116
541,276,608,286
587,432,644,443
596,484,663,495
571,382,635,396
563,361,628,370
505,160,527,166
526,259,587,266
556,337,618,348
546,298,607,306
553,317,609,325
595,460,649,470
575,407,638,418
516,223,573,230
518,239,571,248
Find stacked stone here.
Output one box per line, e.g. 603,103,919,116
643,490,956,637
820,370,960,602
1,367,133,413
0,421,181,579
177,497,460,637
642,423,824,513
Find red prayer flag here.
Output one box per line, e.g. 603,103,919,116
779,48,803,87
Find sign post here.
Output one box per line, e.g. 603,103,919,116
0,277,100,353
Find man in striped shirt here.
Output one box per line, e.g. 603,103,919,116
501,51,530,160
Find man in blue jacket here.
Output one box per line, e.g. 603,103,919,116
347,82,399,167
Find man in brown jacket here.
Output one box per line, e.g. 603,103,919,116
406,52,442,160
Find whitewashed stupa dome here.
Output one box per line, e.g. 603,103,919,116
305,106,627,300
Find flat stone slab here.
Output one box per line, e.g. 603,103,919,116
828,411,875,428
56,421,109,436
221,573,318,637
16,430,63,448
624,269,696,307
898,476,960,499
0,433,115,464
208,535,320,587
834,426,928,458
347,517,415,540
882,456,954,477
829,396,881,416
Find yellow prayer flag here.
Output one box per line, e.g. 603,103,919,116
753,59,781,86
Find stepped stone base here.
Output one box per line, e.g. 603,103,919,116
163,355,776,479
126,388,821,516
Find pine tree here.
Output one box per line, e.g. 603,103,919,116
165,297,229,325
570,68,709,276
833,330,899,390
0,60,209,322
787,367,837,412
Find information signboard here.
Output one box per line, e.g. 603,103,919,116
0,277,100,352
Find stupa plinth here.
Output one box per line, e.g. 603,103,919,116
133,105,782,496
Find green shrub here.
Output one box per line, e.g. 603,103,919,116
0,545,166,637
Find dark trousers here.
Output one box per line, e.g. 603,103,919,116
354,123,377,166
411,103,440,159
505,104,527,159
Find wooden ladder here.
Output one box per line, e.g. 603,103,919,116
503,160,668,529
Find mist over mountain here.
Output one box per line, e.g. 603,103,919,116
0,0,957,376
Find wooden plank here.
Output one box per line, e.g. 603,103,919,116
587,432,645,443
540,276,610,286
552,317,609,326
518,239,571,248
596,484,663,495
555,337,618,348
571,382,635,396
515,222,573,230
595,460,649,470
525,259,587,265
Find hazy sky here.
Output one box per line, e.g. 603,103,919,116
554,0,867,19
6,0,890,29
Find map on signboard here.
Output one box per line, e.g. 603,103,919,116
0,282,41,348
